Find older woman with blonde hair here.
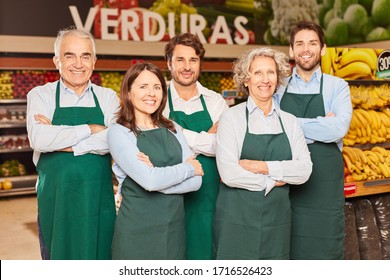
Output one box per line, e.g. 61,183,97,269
214,47,312,260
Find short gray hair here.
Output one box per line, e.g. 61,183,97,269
53,26,96,58
233,47,291,96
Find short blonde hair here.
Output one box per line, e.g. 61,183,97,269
233,47,291,96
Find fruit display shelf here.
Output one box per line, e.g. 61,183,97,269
345,179,390,198
0,174,37,197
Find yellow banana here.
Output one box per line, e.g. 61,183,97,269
379,163,390,178
355,161,364,173
369,163,381,176
374,49,384,56
378,111,390,127
343,154,356,173
342,146,358,163
354,147,368,164
347,129,357,136
383,109,390,119
379,123,387,138
371,134,386,143
321,48,333,74
377,123,385,138
343,138,356,146
329,48,339,72
367,110,379,129
364,150,380,165
343,72,373,80
356,127,362,138
334,61,372,79
350,111,359,130
345,133,357,139
351,112,362,130
363,165,378,177
372,146,388,157
352,173,366,181
353,110,367,128
372,149,385,163
335,48,345,61
338,48,377,71
355,108,373,126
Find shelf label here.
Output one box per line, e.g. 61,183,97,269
344,183,357,196
377,50,390,79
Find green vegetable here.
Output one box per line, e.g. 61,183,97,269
365,26,390,41
372,0,390,26
343,4,368,35
325,17,350,45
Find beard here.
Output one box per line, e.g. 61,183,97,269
171,70,199,87
295,55,321,72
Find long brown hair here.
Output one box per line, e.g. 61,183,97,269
116,63,176,135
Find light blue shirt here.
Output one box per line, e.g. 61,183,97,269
108,122,202,195
275,67,352,150
27,79,120,165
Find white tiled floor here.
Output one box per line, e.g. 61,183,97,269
0,195,41,260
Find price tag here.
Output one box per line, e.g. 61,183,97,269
377,50,390,79
344,183,357,196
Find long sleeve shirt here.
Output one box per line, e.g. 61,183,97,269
216,96,312,195
163,81,229,157
27,79,120,165
274,67,352,150
108,122,202,195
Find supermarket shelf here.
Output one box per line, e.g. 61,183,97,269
0,148,32,154
0,56,235,72
345,179,390,198
0,174,37,197
0,122,26,128
351,142,390,150
0,99,27,104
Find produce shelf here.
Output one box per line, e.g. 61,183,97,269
345,179,390,198
0,174,37,197
0,148,32,154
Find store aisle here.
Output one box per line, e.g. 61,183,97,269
0,195,41,260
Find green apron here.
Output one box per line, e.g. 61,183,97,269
111,128,186,260
214,107,292,260
36,82,115,260
168,88,220,260
280,75,344,260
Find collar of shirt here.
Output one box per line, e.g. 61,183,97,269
292,66,322,85
247,95,281,118
169,80,214,102
60,78,92,98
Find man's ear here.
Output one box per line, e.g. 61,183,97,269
53,56,60,69
320,44,327,57
289,46,294,59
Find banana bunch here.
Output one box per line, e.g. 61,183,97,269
344,109,390,146
350,84,390,109
343,146,390,182
321,48,379,80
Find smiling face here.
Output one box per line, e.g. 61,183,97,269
53,34,96,95
168,44,201,87
246,56,278,107
289,29,326,74
130,69,163,124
